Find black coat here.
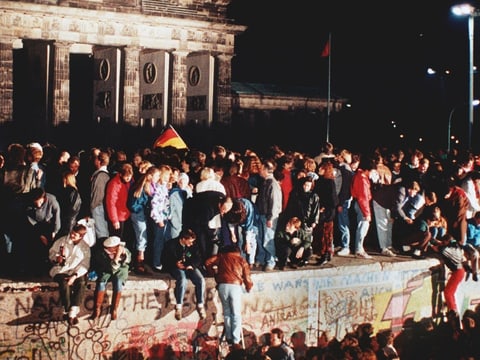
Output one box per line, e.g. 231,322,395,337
57,185,82,236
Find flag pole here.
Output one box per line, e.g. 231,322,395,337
325,32,332,143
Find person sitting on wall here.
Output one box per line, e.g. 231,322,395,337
90,235,131,321
49,223,90,325
161,228,206,321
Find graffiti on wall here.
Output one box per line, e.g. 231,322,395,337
2,265,480,359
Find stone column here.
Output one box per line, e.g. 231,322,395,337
216,53,233,125
0,41,13,123
170,50,188,127
53,41,70,125
124,46,140,126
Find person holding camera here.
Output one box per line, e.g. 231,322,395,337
162,228,206,321
49,223,90,325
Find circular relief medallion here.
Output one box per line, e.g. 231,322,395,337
99,59,110,81
143,62,157,84
188,66,200,86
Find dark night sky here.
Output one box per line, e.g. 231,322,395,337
226,0,480,148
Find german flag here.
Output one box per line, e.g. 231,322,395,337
153,125,188,149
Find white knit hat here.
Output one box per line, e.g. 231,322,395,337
103,236,125,247
27,142,43,152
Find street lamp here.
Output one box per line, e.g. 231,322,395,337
447,100,480,152
448,107,455,153
451,3,480,149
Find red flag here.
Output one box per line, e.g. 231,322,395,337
153,125,188,149
321,40,330,58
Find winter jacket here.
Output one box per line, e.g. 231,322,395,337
351,169,372,218
105,173,132,224
205,246,253,291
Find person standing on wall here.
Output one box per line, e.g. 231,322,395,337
127,165,159,274
256,159,282,271
23,187,62,275
90,151,111,242
350,156,374,259
334,149,355,257
105,163,134,239
282,175,319,264
56,171,82,238
149,164,172,272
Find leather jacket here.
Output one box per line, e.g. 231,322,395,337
205,248,253,292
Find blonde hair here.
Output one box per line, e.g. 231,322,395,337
338,149,352,163
63,171,78,190
138,160,153,174
303,157,317,173
158,164,172,184
199,167,215,181
132,166,160,198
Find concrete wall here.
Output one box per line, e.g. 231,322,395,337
1,258,479,359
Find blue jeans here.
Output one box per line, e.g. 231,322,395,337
255,223,266,265
354,201,370,254
430,226,446,240
218,283,244,344
238,228,258,265
92,205,109,240
152,222,170,268
258,214,277,268
372,200,393,250
337,199,351,249
170,267,205,306
130,211,148,252
2,233,13,254
96,275,126,292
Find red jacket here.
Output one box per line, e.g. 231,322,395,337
280,168,293,211
351,169,372,218
106,174,131,224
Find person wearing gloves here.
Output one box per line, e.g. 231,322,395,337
90,236,131,320
49,223,90,325
205,244,253,350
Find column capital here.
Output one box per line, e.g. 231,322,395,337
172,50,189,57
55,41,71,47
216,53,233,61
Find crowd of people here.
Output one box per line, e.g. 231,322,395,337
226,309,480,360
2,139,480,358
